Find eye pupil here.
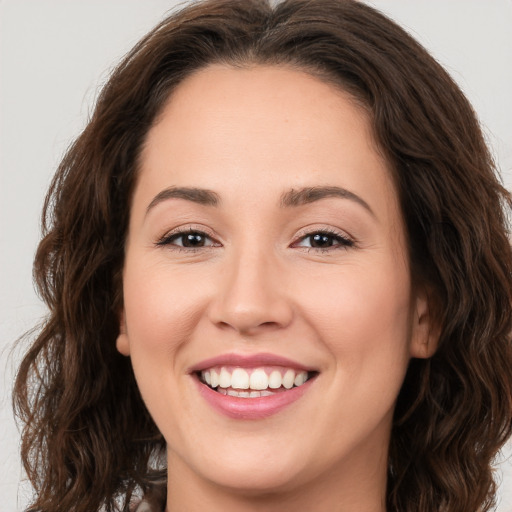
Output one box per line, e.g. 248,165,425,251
183,233,205,247
311,233,333,248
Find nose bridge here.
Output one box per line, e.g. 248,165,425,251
209,238,292,333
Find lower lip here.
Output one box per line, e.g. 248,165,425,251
194,375,315,420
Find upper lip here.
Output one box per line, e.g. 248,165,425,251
188,352,316,373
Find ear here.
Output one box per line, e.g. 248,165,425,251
409,287,439,359
116,309,131,356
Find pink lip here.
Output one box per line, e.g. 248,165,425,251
189,352,318,420
193,374,316,420
188,352,315,373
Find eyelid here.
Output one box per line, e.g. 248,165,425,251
154,223,355,251
155,224,221,247
291,226,355,250
293,224,354,241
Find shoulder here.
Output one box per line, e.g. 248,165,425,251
131,498,165,512
130,483,166,512
131,501,155,512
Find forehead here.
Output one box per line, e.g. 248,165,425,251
135,64,400,226
148,64,374,163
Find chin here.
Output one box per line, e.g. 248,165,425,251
182,441,312,496
204,464,305,496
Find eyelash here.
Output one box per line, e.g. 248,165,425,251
156,227,354,252
292,228,354,252
156,227,220,251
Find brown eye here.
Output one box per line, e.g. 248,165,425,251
295,231,354,250
310,233,335,248
180,232,207,247
157,230,217,249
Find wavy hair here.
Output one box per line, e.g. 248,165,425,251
13,1,512,511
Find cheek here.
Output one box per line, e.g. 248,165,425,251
121,259,207,427
297,258,413,374
122,259,208,357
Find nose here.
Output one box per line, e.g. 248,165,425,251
207,247,294,335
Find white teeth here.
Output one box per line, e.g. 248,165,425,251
249,369,269,390
231,368,249,389
200,366,312,395
282,369,295,389
294,371,308,386
268,370,282,389
210,369,219,388
221,389,276,399
219,367,231,388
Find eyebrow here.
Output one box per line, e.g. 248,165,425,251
146,186,220,215
146,185,374,217
280,186,375,217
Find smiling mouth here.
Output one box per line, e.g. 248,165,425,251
198,366,317,398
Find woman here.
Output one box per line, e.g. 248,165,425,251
13,0,512,511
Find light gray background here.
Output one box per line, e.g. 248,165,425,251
1,1,511,510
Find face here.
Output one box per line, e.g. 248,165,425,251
117,65,434,503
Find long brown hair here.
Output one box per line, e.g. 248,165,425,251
13,1,512,511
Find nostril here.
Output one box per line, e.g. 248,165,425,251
259,321,281,329
214,319,283,335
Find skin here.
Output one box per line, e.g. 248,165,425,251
116,64,436,512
